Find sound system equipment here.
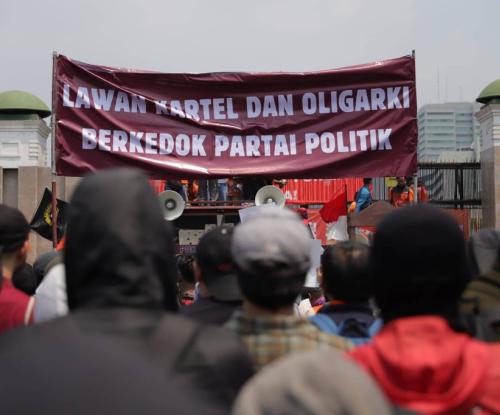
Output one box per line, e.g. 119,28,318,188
255,185,286,208
158,190,185,221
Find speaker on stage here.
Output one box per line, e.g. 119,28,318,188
255,185,285,208
158,190,185,221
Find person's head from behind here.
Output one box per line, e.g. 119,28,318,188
321,241,372,303
231,207,311,312
195,226,242,302
363,178,372,186
371,204,469,322
64,169,178,312
0,204,31,278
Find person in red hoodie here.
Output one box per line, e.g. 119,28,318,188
348,204,500,415
0,204,34,334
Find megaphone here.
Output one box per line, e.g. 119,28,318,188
255,185,285,208
158,190,185,221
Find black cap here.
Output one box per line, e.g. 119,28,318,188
0,204,30,253
196,226,242,302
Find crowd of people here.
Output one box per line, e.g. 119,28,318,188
165,177,288,203
1,168,500,414
353,176,429,212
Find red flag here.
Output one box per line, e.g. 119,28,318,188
319,191,347,223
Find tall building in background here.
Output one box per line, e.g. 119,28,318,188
417,102,482,162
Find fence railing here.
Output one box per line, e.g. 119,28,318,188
372,162,482,233
418,162,481,208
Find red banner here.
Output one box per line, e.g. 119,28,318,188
54,55,417,178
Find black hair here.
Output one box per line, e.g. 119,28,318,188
12,263,38,295
236,261,306,310
321,242,372,302
195,226,235,279
362,178,372,185
0,204,30,254
371,205,470,322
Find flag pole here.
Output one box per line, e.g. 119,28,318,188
345,182,351,240
50,51,58,248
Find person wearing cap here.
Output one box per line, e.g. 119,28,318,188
226,207,351,371
0,170,254,414
0,204,35,334
180,226,243,325
348,205,500,414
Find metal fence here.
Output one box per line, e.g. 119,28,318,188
418,162,481,208
372,162,482,233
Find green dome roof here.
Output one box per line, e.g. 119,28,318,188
477,79,500,104
0,90,51,119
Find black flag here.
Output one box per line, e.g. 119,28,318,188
30,188,68,242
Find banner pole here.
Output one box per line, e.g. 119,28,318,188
412,49,418,204
345,182,351,240
50,51,58,248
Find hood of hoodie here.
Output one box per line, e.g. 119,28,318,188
348,316,489,415
64,169,178,312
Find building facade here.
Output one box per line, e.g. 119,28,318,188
417,102,482,162
0,90,79,261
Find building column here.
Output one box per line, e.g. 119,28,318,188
476,104,500,228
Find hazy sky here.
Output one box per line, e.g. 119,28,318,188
1,0,499,109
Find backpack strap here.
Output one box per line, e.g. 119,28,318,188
367,319,383,337
308,313,340,334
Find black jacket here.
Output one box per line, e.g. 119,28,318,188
180,297,242,325
0,169,253,414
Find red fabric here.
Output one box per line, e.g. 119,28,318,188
283,178,363,204
306,209,327,244
319,191,347,223
56,235,66,251
348,316,500,415
149,179,166,194
0,278,33,334
418,186,429,203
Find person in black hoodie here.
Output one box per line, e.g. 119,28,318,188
0,169,253,415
